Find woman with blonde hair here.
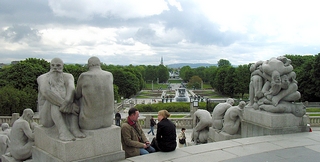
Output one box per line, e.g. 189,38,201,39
151,110,176,152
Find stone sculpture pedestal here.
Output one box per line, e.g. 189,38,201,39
207,127,241,142
242,107,309,137
32,125,125,162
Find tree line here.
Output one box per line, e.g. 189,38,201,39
0,58,169,115
1,54,320,115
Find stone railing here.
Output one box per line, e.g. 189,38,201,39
2,114,320,128
120,117,193,129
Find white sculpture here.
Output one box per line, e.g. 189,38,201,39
247,56,305,117
37,58,85,141
6,109,35,161
192,109,212,144
212,98,234,130
76,56,114,130
222,101,246,135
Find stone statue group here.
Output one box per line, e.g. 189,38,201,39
2,56,114,161
192,98,245,144
191,56,306,144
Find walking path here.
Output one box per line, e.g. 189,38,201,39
119,128,320,162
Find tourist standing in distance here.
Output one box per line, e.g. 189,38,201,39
121,108,155,158
147,116,156,135
115,111,121,126
178,128,186,147
151,110,177,152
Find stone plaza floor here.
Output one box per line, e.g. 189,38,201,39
119,127,320,162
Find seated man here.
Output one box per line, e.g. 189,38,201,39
121,108,155,158
6,109,35,161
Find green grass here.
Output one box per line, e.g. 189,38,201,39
306,108,320,112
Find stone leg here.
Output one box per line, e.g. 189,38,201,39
51,105,75,141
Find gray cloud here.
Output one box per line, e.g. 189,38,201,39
1,25,42,43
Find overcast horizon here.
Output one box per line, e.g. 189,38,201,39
0,0,319,66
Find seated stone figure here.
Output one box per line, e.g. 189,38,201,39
0,123,11,156
76,56,114,130
222,101,246,135
6,109,35,161
0,123,11,137
37,58,85,141
212,98,234,130
192,109,212,144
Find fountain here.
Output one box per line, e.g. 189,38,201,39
174,88,189,102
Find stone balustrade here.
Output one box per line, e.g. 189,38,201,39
1,113,320,128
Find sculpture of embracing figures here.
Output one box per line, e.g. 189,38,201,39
248,56,305,117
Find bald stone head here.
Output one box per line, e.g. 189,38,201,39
88,56,101,69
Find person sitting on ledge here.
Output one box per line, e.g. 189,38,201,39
151,110,177,152
121,108,155,158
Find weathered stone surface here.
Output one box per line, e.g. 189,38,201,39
208,127,241,142
33,125,124,162
242,107,308,137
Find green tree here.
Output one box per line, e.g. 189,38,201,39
187,76,202,89
223,67,236,96
179,66,192,82
0,86,28,115
311,53,320,100
234,64,250,98
158,64,169,83
112,69,140,98
213,66,229,94
217,59,231,67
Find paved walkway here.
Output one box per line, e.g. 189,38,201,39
119,128,320,162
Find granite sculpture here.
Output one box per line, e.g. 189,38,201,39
212,98,235,130
6,109,35,161
37,58,85,141
76,56,114,130
222,101,246,135
247,56,305,117
192,109,212,144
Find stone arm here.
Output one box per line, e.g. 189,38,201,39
251,69,272,82
75,74,83,100
22,121,34,141
59,73,76,113
37,75,64,106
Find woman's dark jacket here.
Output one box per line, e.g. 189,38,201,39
156,118,177,152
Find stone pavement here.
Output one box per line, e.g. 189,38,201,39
119,128,320,162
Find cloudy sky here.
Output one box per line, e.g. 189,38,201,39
0,0,319,66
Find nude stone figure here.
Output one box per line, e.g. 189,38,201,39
6,109,35,161
37,58,85,141
222,101,246,135
76,56,114,130
192,109,212,144
247,56,304,117
212,98,234,130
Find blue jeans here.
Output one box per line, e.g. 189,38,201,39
148,126,154,135
140,146,156,155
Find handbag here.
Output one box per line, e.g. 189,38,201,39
179,138,186,144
